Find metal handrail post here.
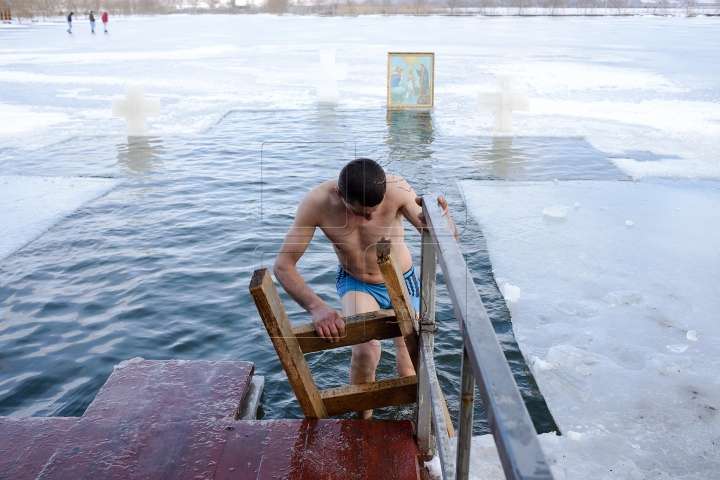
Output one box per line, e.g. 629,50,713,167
420,331,456,480
455,346,476,480
416,228,437,458
422,195,552,480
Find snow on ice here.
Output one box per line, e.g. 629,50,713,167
460,179,720,477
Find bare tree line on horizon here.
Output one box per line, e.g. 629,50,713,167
1,0,717,22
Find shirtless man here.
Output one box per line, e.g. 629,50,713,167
274,158,457,419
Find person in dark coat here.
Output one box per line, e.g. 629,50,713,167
89,11,95,34
102,12,109,33
67,11,73,33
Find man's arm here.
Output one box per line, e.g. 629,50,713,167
392,176,459,242
273,192,346,343
415,196,459,242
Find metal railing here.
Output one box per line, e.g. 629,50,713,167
416,195,553,480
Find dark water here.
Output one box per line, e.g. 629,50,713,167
0,108,626,434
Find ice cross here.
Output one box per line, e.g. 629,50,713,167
478,75,529,132
314,49,347,105
112,85,161,136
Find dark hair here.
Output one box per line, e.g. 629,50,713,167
338,158,386,207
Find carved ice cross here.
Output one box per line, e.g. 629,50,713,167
478,75,529,132
112,86,161,136
313,49,347,105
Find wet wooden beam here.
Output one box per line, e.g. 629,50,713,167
293,309,402,354
376,239,419,370
249,268,329,419
320,376,418,416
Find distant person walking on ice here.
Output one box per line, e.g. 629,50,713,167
102,12,108,33
89,11,96,34
67,11,73,33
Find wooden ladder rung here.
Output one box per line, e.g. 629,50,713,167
320,375,418,416
292,309,402,353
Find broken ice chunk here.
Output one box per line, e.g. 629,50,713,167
543,205,569,218
649,354,691,376
567,431,582,441
532,356,555,371
667,344,688,353
555,301,600,317
687,330,698,342
503,283,521,302
575,364,592,376
574,202,580,210
547,345,599,366
603,291,644,307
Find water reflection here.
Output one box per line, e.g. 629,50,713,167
472,137,529,180
314,105,342,139
385,110,434,163
470,137,628,181
116,136,164,175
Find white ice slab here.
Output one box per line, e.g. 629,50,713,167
460,179,720,478
0,176,119,261
1,16,718,177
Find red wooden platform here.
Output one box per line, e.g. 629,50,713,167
0,359,421,479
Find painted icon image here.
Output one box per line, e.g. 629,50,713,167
387,53,434,109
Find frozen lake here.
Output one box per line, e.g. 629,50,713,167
1,14,719,478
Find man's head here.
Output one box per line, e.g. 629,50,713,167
337,158,386,209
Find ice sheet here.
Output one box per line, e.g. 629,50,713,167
459,179,720,477
0,176,119,261
0,15,718,178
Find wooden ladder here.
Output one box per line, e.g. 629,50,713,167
249,239,454,431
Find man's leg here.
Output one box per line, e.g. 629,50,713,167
393,336,416,377
342,290,381,420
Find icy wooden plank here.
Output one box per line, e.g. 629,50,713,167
0,417,77,479
292,309,401,353
31,360,254,478
319,375,417,416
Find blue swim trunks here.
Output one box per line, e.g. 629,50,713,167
336,265,421,312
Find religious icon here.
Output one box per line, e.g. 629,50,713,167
387,53,434,109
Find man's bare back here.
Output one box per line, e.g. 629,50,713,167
310,175,419,283
273,159,456,418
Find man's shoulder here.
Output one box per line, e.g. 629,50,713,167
296,180,337,221
385,175,412,195
302,179,335,203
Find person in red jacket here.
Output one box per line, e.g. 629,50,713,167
102,12,108,33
